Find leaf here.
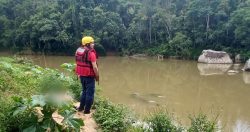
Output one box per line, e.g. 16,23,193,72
31,95,46,107
61,110,84,130
12,106,27,116
70,118,84,128
23,125,36,132
41,119,55,130
12,96,22,102
60,63,75,72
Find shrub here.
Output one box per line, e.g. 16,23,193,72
0,71,15,92
95,44,107,56
0,96,30,132
93,98,131,132
146,111,183,132
127,126,145,132
39,73,67,94
67,80,82,101
188,113,218,132
61,63,82,100
0,57,84,131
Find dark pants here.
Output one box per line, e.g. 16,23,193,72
79,76,95,114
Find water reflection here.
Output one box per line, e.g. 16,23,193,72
197,63,232,75
243,72,250,84
233,120,250,132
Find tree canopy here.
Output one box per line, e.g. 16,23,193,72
0,0,250,58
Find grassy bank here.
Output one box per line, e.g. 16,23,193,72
0,57,84,131
0,57,219,132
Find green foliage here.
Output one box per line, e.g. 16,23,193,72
93,98,132,132
167,33,192,58
67,80,81,101
127,126,145,132
60,63,81,100
146,112,183,132
0,57,84,131
0,97,18,131
0,57,39,96
230,5,250,48
150,32,192,58
0,98,31,132
11,95,84,131
240,50,250,61
95,44,107,56
0,70,15,92
188,114,218,132
1,0,250,57
39,73,67,94
61,63,75,72
0,57,41,131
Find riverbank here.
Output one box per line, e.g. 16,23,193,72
0,57,221,132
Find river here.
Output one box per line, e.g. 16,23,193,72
1,53,250,131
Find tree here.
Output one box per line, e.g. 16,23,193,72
230,2,250,49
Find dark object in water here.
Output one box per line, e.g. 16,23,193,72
130,93,159,105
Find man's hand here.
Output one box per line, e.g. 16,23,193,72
91,61,99,85
95,75,99,85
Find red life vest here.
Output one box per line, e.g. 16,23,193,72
75,47,97,77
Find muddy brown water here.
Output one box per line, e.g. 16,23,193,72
1,53,250,131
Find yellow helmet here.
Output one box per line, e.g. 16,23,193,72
82,36,94,45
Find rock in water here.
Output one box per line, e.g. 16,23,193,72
198,49,233,64
243,72,250,84
235,54,241,63
243,59,250,72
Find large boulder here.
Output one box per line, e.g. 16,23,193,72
243,59,250,71
198,49,233,64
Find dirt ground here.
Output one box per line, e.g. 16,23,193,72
52,102,99,132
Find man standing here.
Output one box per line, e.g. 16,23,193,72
75,36,99,114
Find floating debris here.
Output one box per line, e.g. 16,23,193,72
148,93,166,98
148,100,156,103
227,70,239,75
130,93,159,105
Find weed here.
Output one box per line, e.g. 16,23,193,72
146,111,183,132
94,98,132,132
188,113,218,132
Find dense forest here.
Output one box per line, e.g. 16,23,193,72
0,0,250,59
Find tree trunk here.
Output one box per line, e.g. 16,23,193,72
149,17,152,44
206,0,211,40
164,22,171,39
206,14,210,40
